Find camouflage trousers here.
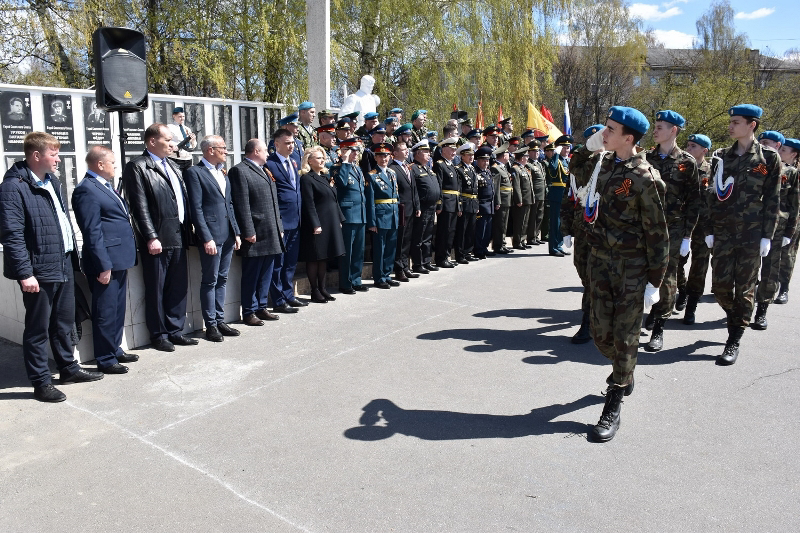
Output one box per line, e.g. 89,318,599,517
677,230,711,298
573,227,591,313
756,226,787,303
710,235,760,327
779,230,800,290
588,247,647,387
651,228,683,320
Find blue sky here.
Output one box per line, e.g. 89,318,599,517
630,0,799,56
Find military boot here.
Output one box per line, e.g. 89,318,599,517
675,290,688,312
751,303,769,330
774,288,789,304
571,312,592,344
683,295,699,325
717,326,745,366
644,316,665,352
591,385,625,442
644,311,655,331
606,373,634,396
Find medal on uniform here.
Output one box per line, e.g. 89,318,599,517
712,155,734,202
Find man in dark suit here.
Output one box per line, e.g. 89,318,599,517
72,146,138,374
389,140,420,281
229,138,284,326
265,128,307,313
184,135,242,342
123,123,197,352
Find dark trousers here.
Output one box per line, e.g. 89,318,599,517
511,204,531,247
140,247,188,342
435,210,458,264
528,198,545,242
372,228,398,283
198,234,235,327
492,206,510,250
21,264,79,387
88,269,127,368
548,187,565,253
412,206,436,266
455,212,476,259
339,223,366,289
271,227,299,306
394,211,415,272
241,254,276,316
475,214,493,255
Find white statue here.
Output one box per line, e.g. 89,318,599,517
339,75,380,128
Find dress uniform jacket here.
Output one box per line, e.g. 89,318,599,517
412,162,441,209
527,159,547,202
491,163,512,208
332,162,367,223
457,162,479,214
511,162,534,206
475,165,495,215
365,169,400,230
434,159,462,212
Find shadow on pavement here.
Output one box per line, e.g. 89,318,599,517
343,395,602,441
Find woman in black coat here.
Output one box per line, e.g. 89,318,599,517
299,146,346,303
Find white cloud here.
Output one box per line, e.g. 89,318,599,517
653,29,695,49
629,3,682,21
662,0,688,6
735,8,776,20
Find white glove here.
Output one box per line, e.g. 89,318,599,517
705,235,714,249
563,235,572,248
679,237,691,257
760,238,771,257
644,282,661,308
783,236,791,247
586,127,606,152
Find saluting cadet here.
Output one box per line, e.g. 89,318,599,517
434,137,462,268
510,146,534,250
473,145,496,258
491,143,514,254
525,140,548,246
751,132,799,330
410,140,441,273
581,106,668,442
775,138,800,304
389,141,420,282
705,104,781,365
317,124,339,168
546,135,572,256
677,133,713,325
365,142,400,289
409,110,428,147
296,101,318,149
455,142,479,263
642,110,701,352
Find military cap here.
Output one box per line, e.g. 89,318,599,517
483,125,499,135
426,131,437,139
342,111,360,120
338,137,362,148
316,124,336,134
758,130,785,144
459,118,473,126
784,138,800,152
606,106,649,134
384,116,398,124
521,129,535,138
543,143,555,151
371,142,393,154
509,136,521,146
554,134,573,146
533,129,549,141
411,109,427,121
439,137,459,147
494,142,510,156
687,133,711,149
729,104,762,119
466,129,481,139
499,116,512,124
428,140,439,149
513,145,530,156
583,124,604,138
172,107,184,114
318,109,336,118
278,113,299,126
457,142,475,155
390,107,403,114
395,124,412,136
528,140,541,149
364,111,379,120
335,119,351,130
655,110,685,128
475,145,493,159
369,125,387,135
410,139,430,151
298,101,315,111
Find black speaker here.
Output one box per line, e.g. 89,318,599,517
93,27,148,112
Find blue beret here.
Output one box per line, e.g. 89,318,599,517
368,125,387,135
411,109,427,121
758,130,785,144
278,113,299,126
784,138,800,151
655,110,685,128
426,131,437,138
172,107,184,114
394,124,412,136
384,116,398,124
390,108,402,114
364,112,379,120
729,104,762,119
583,124,604,138
298,101,314,111
607,106,649,134
687,134,711,150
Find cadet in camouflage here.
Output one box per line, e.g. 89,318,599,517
775,139,800,304
296,101,318,150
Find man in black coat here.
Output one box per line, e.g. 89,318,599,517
229,138,285,326
409,140,441,273
0,132,103,402
184,135,242,342
389,140,420,282
123,123,197,352
433,137,462,268
73,146,138,375
455,142,479,263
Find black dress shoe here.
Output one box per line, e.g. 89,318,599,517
437,261,455,268
34,384,66,403
339,287,356,294
205,326,224,342
375,282,391,289
273,303,299,313
473,254,486,259
485,251,497,256
549,250,565,257
387,280,401,286
559,249,571,256
153,338,176,351
287,298,308,307
99,363,129,374
243,314,264,326
310,289,328,303
217,323,240,336
404,269,420,278
457,258,469,264
352,285,369,292
320,289,336,301
502,247,514,253
411,266,429,275
395,272,410,282
60,367,104,384
530,240,541,246
424,263,440,271
514,244,526,250
256,308,279,321
169,334,199,346
117,352,139,363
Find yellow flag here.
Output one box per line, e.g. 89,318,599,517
527,102,563,142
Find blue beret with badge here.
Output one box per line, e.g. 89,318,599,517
687,133,711,150
172,107,184,114
729,104,762,119
655,110,685,128
384,116,398,124
607,106,650,134
758,130,785,144
784,138,800,152
278,112,299,126
390,107,402,114
298,101,314,111
583,124,604,138
364,112,379,120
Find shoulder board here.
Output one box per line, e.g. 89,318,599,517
436,159,444,164
369,169,378,174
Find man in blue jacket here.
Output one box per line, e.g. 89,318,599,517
0,132,103,402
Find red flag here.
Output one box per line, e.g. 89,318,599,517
476,94,485,132
540,105,554,123
453,103,458,112
497,105,504,125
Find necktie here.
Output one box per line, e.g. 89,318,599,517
179,124,187,139
285,159,295,188
402,163,410,182
104,181,127,212
162,159,185,223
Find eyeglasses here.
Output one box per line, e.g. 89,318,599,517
212,146,227,151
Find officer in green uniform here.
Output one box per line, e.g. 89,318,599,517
525,140,547,246
775,138,800,304
455,142,479,263
365,142,400,289
546,135,572,256
582,106,668,442
677,133,713,325
409,110,428,147
296,101,318,149
642,110,701,352
317,124,339,169
457,118,473,146
331,137,368,294
510,146,533,250
705,104,781,365
751,132,799,329
491,143,513,254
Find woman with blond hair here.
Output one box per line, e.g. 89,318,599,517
298,146,345,303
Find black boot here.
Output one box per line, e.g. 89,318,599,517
675,290,688,312
751,302,768,330
644,311,655,331
606,373,634,396
644,316,665,352
591,385,625,442
717,326,745,366
571,312,592,344
774,288,788,304
683,295,699,325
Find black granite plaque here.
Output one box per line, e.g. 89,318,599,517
42,94,75,151
83,96,111,149
0,91,33,151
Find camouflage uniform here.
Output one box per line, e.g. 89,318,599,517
584,151,668,386
563,145,595,315
677,159,712,298
645,145,701,320
410,126,428,148
297,123,318,150
705,141,781,328
510,160,533,247
526,158,547,244
779,229,800,295
491,162,513,251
